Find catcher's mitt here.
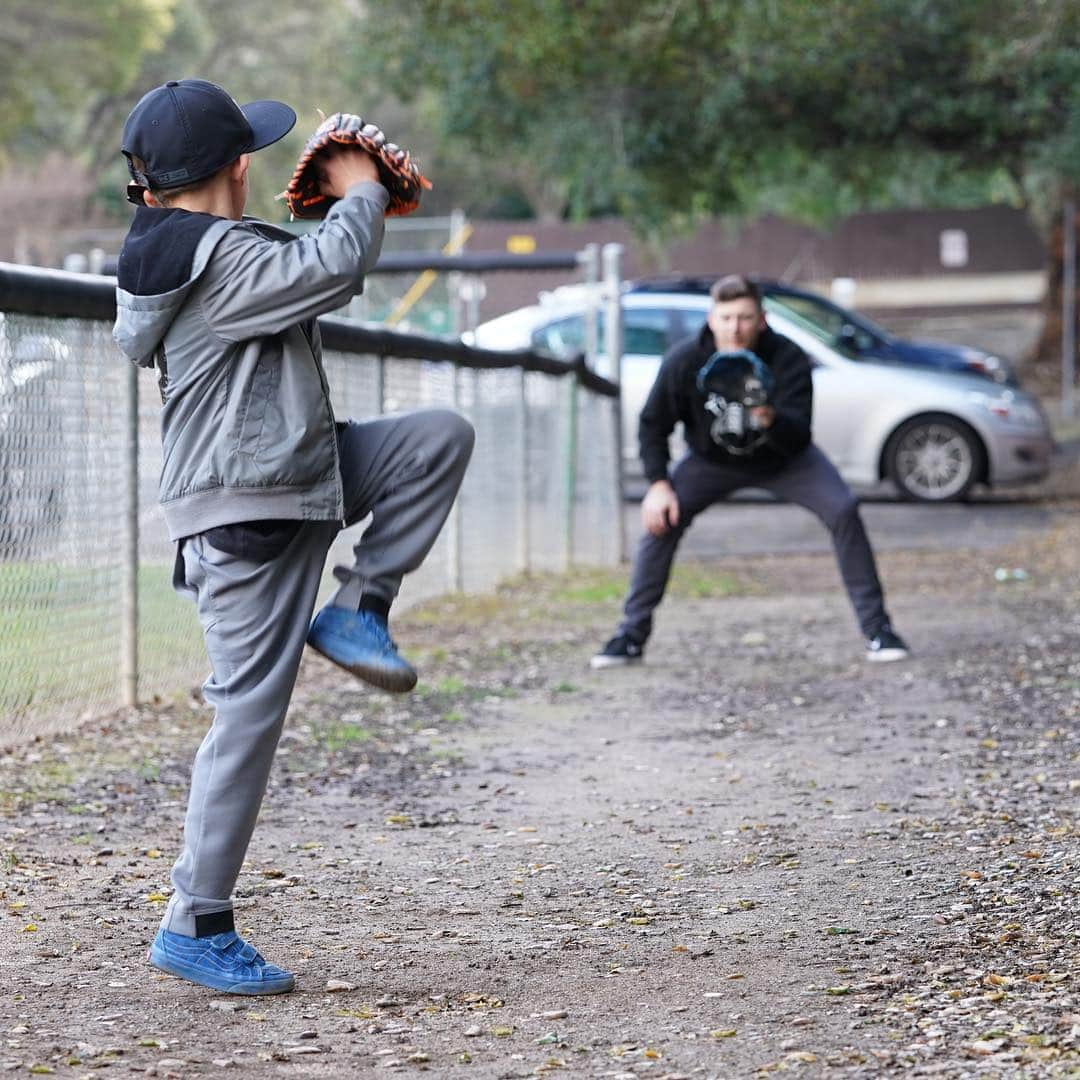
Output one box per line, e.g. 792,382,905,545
281,112,431,220
696,349,776,456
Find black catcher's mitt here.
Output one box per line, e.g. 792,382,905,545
696,349,776,456
281,112,431,220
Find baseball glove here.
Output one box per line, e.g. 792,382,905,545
697,349,776,456
281,112,432,220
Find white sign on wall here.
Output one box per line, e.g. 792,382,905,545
940,229,969,268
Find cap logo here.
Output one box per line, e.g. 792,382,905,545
155,167,192,185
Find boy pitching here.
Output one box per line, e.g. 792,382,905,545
113,79,473,994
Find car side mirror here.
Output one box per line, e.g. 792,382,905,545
836,324,862,355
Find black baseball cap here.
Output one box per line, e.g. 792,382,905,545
122,78,296,203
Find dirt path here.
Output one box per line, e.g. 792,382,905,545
2,510,1077,1079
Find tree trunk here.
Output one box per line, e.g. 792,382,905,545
1030,202,1079,397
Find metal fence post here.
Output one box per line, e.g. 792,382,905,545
580,244,601,365
449,363,465,589
459,275,487,336
444,267,466,591
602,243,626,562
1063,197,1076,421
570,244,602,569
448,271,465,341
449,208,468,255
562,368,579,570
120,359,139,708
518,368,531,573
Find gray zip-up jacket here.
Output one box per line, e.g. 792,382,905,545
113,181,388,541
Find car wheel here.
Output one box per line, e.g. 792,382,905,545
886,413,984,502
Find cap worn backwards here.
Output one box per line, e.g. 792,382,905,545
121,78,296,201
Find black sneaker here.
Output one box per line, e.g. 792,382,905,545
865,626,910,663
590,634,644,669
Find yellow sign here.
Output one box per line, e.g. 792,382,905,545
506,234,537,254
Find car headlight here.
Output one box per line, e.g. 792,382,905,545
967,390,1045,428
961,349,1013,383
980,356,1011,383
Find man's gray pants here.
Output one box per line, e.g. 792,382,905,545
162,409,474,937
619,445,891,645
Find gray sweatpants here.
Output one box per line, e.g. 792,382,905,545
162,409,474,937
618,445,890,645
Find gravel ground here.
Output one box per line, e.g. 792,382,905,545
1,503,1077,1079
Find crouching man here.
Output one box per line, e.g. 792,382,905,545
591,274,908,668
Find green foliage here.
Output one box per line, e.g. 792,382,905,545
5,0,1080,238
85,0,365,220
362,0,744,226
727,1,1080,217
356,0,1080,233
0,0,175,153
0,0,376,222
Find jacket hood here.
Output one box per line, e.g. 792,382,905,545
113,206,238,366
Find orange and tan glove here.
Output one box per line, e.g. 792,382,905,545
281,112,431,219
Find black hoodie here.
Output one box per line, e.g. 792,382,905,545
638,322,813,482
116,206,222,299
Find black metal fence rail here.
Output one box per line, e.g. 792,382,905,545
0,262,617,398
370,251,583,274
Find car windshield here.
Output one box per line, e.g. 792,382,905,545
763,292,893,359
764,298,855,360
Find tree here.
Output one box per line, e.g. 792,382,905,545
0,0,378,223
0,0,175,152
359,1,747,230
763,0,1080,379
82,0,365,219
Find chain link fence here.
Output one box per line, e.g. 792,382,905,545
0,262,620,743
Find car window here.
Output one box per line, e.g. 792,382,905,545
763,296,854,357
768,295,845,337
672,308,708,342
531,307,681,358
531,314,586,356
623,308,674,355
763,294,874,357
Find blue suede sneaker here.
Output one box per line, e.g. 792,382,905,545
149,928,295,995
306,607,418,693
